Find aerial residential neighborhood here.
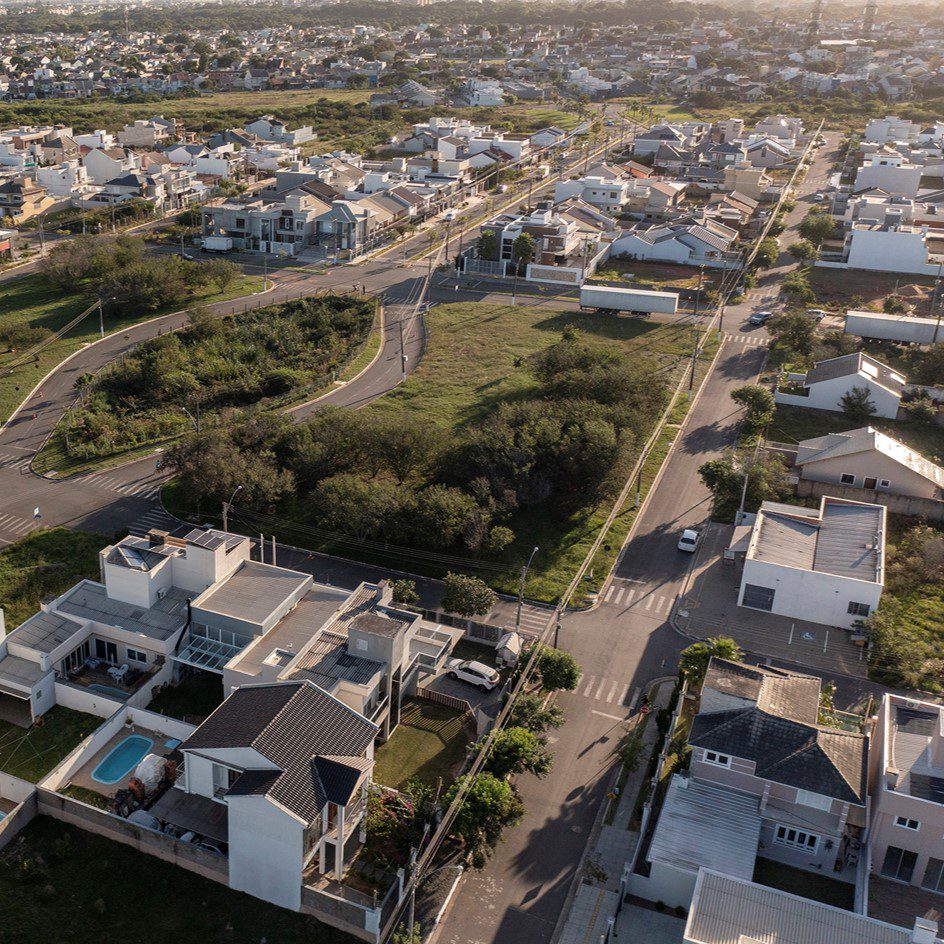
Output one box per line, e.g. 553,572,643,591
4,1,944,943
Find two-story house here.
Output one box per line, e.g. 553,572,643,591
870,694,944,894
157,679,377,911
631,660,868,909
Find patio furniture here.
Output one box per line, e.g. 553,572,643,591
108,663,130,683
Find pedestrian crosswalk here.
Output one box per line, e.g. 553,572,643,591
0,451,32,472
127,507,179,537
572,674,636,707
602,581,673,617
77,471,164,499
515,604,553,633
726,334,768,346
0,512,40,539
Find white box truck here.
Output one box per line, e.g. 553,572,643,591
202,236,233,253
579,284,679,316
844,310,943,345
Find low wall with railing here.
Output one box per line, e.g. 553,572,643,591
300,879,388,943
36,787,229,884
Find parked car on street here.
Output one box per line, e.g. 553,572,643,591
447,659,500,691
807,309,828,322
677,529,700,553
749,310,773,325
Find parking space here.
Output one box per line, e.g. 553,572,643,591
674,522,867,677
420,640,507,716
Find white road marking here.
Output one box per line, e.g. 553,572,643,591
657,596,666,612
604,585,614,602
583,675,596,697
606,680,619,703
614,587,625,605
644,595,653,611
592,710,628,722
624,588,636,606
594,677,607,700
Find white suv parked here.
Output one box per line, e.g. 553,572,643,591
447,659,500,691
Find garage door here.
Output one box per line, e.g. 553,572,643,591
742,584,775,612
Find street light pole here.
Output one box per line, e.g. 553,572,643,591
515,546,540,633
222,484,243,532
689,266,704,391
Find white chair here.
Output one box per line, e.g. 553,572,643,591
108,663,129,683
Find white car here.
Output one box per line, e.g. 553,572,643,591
447,659,500,691
807,309,828,322
443,209,458,222
677,529,700,553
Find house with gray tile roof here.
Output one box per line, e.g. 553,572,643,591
630,659,870,910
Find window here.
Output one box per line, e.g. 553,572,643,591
774,825,819,852
895,816,920,831
704,751,731,768
796,790,832,811
848,601,871,617
742,584,775,612
212,763,240,801
882,846,918,882
126,648,147,664
922,857,944,893
879,479,891,489
840,473,856,485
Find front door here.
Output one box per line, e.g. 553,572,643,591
864,477,878,490
95,639,118,664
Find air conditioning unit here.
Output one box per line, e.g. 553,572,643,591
157,588,167,600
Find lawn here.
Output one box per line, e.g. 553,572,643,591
373,700,472,793
146,672,224,724
752,857,855,910
0,271,262,426
0,528,103,630
0,817,353,943
0,706,100,782
768,404,944,465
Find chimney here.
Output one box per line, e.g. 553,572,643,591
375,580,393,607
912,918,938,944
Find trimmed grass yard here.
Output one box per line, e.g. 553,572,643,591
0,816,353,944
768,404,944,465
0,528,103,630
0,706,99,782
753,858,854,910
373,700,472,793
0,272,262,426
146,672,224,724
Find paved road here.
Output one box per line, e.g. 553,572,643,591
433,130,884,944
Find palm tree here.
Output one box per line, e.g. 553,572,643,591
678,636,743,689
511,232,534,305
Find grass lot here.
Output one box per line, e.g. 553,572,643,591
373,700,472,793
146,672,224,724
752,858,854,910
0,706,99,782
0,817,353,944
0,272,262,427
0,528,103,630
0,88,371,136
591,260,725,296
768,404,944,465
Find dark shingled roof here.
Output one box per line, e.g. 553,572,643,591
689,708,867,804
703,660,821,723
181,682,377,821
313,756,372,806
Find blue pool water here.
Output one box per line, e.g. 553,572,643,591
91,734,153,785
88,683,130,701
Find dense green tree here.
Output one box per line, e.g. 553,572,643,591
840,386,878,424
445,772,524,864
754,237,780,268
508,692,565,734
770,309,817,357
535,647,580,692
730,384,776,432
678,637,744,689
485,726,553,780
441,572,498,616
799,212,836,246
698,451,792,519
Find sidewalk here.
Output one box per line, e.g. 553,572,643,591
555,679,674,944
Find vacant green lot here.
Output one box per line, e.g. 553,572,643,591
0,528,103,630
0,817,352,943
768,404,944,464
0,706,99,782
374,700,472,792
0,271,261,426
753,858,854,910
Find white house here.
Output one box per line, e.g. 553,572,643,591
774,351,905,419
609,218,738,268
82,146,139,185
854,153,924,198
162,680,377,911
734,496,885,629
244,116,315,146
864,115,920,144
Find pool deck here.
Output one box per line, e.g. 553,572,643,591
66,726,175,798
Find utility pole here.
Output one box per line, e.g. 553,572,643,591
38,213,46,257
399,318,407,383
98,299,105,339
689,266,704,391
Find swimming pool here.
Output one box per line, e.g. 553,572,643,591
91,734,154,785
87,683,130,701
